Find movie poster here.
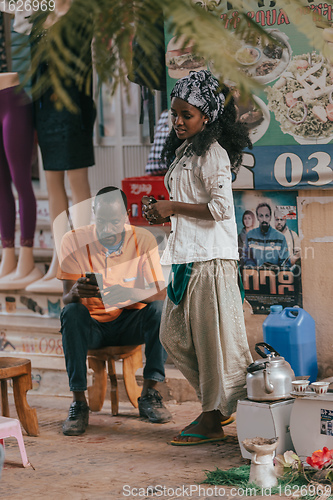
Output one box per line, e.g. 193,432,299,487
234,191,302,313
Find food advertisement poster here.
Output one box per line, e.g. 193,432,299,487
165,1,333,190
234,190,302,313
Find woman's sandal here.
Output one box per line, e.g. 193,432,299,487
170,432,228,446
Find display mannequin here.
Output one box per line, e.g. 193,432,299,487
0,10,42,289
26,0,95,293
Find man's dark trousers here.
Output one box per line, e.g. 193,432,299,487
60,301,166,392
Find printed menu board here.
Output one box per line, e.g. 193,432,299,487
166,1,333,190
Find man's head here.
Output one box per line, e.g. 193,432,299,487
94,187,128,247
256,203,272,234
274,208,287,232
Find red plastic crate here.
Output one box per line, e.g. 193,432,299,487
122,176,169,225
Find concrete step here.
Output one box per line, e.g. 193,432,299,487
2,356,196,405
2,363,197,404
0,311,196,404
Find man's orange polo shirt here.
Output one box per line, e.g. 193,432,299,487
57,224,165,322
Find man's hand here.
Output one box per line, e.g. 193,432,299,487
101,285,133,307
69,277,100,302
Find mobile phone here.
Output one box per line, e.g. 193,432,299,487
85,272,103,289
142,195,157,209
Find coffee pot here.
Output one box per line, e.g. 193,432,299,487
246,342,295,401
242,437,279,487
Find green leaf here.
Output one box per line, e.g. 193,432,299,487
16,0,333,109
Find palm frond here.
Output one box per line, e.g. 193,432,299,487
19,0,333,108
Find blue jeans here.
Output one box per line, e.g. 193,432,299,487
60,301,167,392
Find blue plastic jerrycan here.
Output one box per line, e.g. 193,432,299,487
263,305,318,382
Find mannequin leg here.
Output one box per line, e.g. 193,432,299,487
43,170,68,280
15,247,35,278
26,168,92,292
49,168,91,279
0,248,17,278
67,168,92,229
0,130,17,277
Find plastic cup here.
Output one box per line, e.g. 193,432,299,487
310,381,330,395
292,380,310,393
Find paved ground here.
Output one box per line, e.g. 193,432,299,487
1,394,287,500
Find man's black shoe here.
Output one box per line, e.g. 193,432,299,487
62,401,89,436
138,388,172,423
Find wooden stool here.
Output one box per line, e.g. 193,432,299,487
0,357,39,437
87,345,143,416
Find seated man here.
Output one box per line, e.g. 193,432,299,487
57,186,171,436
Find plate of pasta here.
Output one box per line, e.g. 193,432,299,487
266,52,333,144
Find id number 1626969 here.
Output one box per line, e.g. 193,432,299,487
0,0,55,12
277,484,331,496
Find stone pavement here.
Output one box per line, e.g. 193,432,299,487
0,392,287,500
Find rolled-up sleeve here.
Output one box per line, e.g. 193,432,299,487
199,146,234,222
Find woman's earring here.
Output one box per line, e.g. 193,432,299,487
204,120,208,124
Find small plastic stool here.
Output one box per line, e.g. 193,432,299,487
0,416,30,467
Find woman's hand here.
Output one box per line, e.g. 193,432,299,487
142,196,173,224
142,196,214,223
149,200,174,218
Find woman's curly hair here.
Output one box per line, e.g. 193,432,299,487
160,84,252,174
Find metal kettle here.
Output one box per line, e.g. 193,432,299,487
246,342,295,401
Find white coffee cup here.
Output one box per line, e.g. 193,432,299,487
292,380,310,393
310,381,330,395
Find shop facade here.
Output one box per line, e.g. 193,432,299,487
0,5,332,386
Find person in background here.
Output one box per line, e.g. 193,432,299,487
145,109,169,176
144,70,253,445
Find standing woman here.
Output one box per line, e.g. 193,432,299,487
144,70,253,445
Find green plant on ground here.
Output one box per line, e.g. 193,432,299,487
203,448,333,499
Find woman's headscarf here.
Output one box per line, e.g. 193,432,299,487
170,70,225,123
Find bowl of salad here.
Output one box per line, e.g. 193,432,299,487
266,52,333,144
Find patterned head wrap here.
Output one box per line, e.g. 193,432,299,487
170,70,225,123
